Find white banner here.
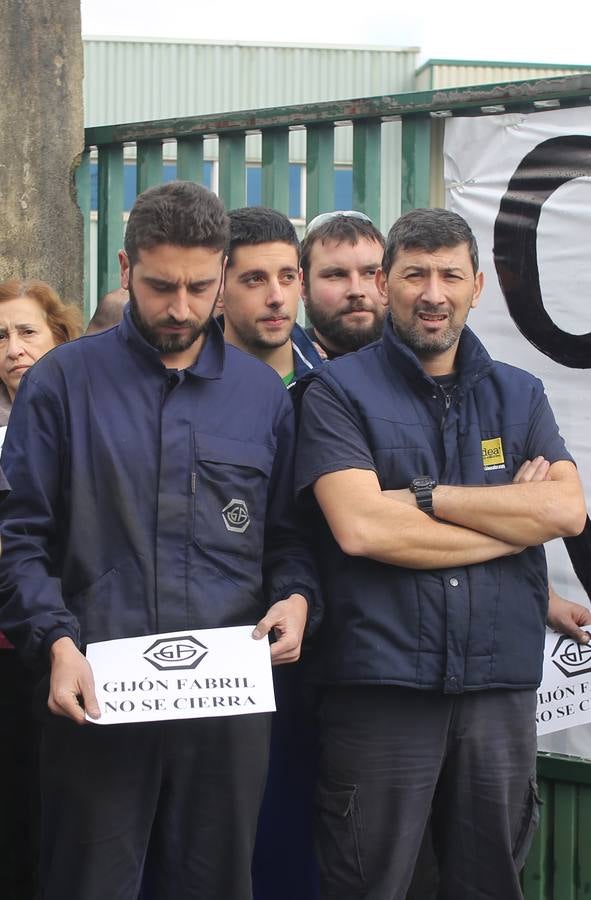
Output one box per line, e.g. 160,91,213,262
85,626,276,725
444,107,591,756
537,628,591,736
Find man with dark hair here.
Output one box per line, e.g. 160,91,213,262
222,207,322,386
296,207,586,900
123,178,228,262
220,206,321,900
0,181,319,900
300,210,387,358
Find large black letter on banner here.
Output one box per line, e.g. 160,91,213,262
493,134,591,600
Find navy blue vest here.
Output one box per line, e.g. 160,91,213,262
303,321,571,693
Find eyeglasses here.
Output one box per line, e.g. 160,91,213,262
304,210,373,237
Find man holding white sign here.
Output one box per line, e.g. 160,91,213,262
296,208,587,900
0,182,319,900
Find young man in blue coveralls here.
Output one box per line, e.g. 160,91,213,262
221,206,323,387
0,182,319,900
219,205,323,900
296,208,587,900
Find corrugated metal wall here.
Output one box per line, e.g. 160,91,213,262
415,60,591,91
83,38,419,128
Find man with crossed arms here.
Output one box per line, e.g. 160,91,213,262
296,207,587,900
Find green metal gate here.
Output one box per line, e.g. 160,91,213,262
524,754,591,899
78,74,591,897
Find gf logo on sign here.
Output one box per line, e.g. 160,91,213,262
143,636,208,672
222,498,250,534
551,634,591,678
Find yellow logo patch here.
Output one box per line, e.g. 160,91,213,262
481,437,505,470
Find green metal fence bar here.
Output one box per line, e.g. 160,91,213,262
75,149,91,321
576,784,591,898
400,116,431,213
97,144,124,302
523,755,591,900
218,133,246,210
176,136,204,183
261,128,289,214
537,753,591,787
306,123,334,222
553,783,577,900
136,139,163,195
352,119,381,222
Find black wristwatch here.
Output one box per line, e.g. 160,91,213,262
409,476,437,514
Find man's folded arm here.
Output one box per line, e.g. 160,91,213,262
430,386,587,544
313,467,523,569
431,460,586,545
296,378,522,570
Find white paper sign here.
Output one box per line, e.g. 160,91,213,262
85,625,276,725
536,628,591,736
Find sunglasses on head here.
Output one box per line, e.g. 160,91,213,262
304,210,373,237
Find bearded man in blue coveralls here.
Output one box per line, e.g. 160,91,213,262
295,208,587,900
0,182,320,900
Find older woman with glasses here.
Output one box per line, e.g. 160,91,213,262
0,278,81,900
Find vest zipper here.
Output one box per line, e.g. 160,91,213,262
439,384,457,430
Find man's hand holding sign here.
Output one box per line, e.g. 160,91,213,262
48,591,308,726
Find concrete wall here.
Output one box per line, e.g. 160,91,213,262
0,0,84,305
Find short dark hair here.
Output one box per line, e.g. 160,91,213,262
124,181,230,265
226,207,300,267
300,214,385,285
382,208,479,275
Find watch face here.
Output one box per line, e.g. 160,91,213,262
411,476,435,491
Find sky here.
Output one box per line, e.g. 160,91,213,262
81,0,591,67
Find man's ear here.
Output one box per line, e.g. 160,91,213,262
119,250,130,290
217,256,228,312
300,271,309,306
470,270,484,310
376,267,388,300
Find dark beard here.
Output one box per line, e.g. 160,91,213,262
307,303,385,353
391,306,464,358
129,285,210,354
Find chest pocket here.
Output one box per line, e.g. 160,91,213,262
193,432,274,560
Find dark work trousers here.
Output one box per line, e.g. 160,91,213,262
252,662,320,900
39,711,271,900
405,821,439,900
0,650,40,900
315,686,539,900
